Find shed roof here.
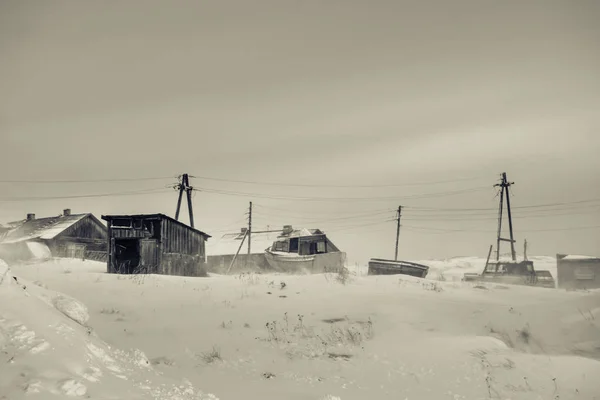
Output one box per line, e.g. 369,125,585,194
560,255,600,261
0,213,102,244
101,213,211,238
207,227,327,256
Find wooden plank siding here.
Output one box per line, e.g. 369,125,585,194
58,216,107,241
49,215,108,261
102,214,210,277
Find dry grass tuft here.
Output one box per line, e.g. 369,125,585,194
262,312,374,360
200,346,222,364
323,266,353,285
100,307,121,315
236,272,262,285
422,281,443,292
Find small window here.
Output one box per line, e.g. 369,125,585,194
526,264,533,272
143,221,154,234
133,219,143,230
574,266,594,280
317,241,326,253
112,219,132,228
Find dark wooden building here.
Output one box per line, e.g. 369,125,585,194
0,209,107,263
101,213,211,277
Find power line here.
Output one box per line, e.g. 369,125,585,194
186,173,489,188
0,172,489,188
401,208,600,221
405,198,600,212
252,209,394,223
192,186,490,202
402,203,600,216
312,219,394,233
402,224,600,234
0,176,175,184
254,203,394,215
0,188,171,202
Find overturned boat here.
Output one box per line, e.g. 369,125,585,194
368,258,429,278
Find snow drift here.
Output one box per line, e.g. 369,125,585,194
2,256,600,399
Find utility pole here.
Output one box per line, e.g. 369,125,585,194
495,179,504,261
174,173,195,228
394,205,402,261
226,228,248,274
524,239,528,261
247,201,252,255
493,172,516,261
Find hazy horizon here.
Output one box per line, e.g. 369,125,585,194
1,0,599,264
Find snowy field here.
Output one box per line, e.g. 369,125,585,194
1,257,600,400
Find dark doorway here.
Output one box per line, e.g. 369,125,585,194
289,238,299,253
114,239,140,274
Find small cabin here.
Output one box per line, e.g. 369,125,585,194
101,214,211,277
556,254,600,290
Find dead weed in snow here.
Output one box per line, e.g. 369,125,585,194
199,346,222,364
260,312,374,361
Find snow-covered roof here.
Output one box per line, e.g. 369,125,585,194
561,255,600,261
0,213,100,244
207,227,326,256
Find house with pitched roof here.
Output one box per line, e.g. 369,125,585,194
0,209,107,263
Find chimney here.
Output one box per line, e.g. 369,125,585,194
283,225,293,235
63,209,71,216
27,213,35,221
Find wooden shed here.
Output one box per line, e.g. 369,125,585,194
101,213,211,277
556,254,600,290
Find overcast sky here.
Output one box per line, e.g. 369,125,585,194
1,0,599,263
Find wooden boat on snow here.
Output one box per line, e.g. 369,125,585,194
263,225,346,273
368,258,429,278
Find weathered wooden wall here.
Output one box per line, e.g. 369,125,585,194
60,217,107,241
160,218,205,258
47,239,107,261
104,215,208,277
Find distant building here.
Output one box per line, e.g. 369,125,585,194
207,225,346,274
101,213,211,277
556,254,600,290
0,209,108,263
